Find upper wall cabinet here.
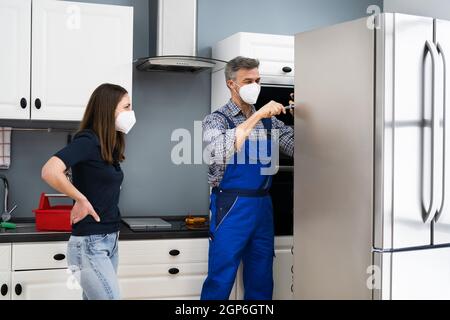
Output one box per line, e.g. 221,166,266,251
0,0,32,120
31,0,133,121
0,0,133,121
212,32,294,85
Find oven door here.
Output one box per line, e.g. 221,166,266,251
255,84,294,236
255,84,295,126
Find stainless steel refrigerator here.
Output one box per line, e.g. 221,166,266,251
294,13,450,299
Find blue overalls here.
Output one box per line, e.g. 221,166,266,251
201,111,275,300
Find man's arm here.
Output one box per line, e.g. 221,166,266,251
235,101,286,151
272,117,294,157
203,101,287,164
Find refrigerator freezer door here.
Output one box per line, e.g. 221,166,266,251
434,19,450,245
294,17,374,299
375,248,450,299
374,14,435,250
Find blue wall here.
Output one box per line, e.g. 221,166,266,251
1,0,382,218
198,0,383,56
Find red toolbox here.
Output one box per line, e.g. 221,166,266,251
33,193,73,231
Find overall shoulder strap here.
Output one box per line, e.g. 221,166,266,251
213,111,236,129
261,117,272,131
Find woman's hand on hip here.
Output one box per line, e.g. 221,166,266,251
71,198,101,224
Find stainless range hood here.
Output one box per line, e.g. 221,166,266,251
136,0,226,73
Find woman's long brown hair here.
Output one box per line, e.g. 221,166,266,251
79,83,128,164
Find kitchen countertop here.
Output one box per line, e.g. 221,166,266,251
0,216,209,243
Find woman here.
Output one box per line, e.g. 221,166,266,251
41,83,136,300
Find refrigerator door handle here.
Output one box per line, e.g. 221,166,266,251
424,40,440,223
435,42,447,223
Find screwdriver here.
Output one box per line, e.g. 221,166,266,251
285,93,295,110
284,104,295,110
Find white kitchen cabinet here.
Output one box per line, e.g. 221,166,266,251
0,0,133,121
119,238,209,265
0,244,11,300
10,242,80,300
0,272,11,300
212,32,294,82
0,0,31,119
118,263,208,300
11,269,82,300
119,239,209,300
118,238,238,300
5,237,268,300
235,236,293,300
12,242,68,271
272,236,294,300
31,0,133,121
7,238,212,300
0,244,11,271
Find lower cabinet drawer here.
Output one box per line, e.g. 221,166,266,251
118,263,208,300
12,242,68,271
0,244,11,271
12,238,210,271
119,238,209,266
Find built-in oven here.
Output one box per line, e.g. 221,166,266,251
255,84,294,236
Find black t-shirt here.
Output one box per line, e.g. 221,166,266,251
54,129,124,236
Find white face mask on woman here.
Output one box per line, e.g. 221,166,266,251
115,111,136,134
234,82,261,105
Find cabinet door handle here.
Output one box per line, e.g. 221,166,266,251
291,284,294,293
35,98,42,109
282,66,292,73
20,98,27,109
53,254,66,261
15,284,22,296
168,268,180,275
0,284,8,296
291,265,294,274
169,249,180,256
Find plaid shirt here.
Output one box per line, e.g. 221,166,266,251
203,99,294,188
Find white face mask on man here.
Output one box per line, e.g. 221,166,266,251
234,82,261,105
115,110,136,134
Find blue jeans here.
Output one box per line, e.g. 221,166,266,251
67,232,120,300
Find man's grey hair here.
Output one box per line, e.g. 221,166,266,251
225,56,260,81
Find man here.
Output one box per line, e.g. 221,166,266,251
201,56,294,300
